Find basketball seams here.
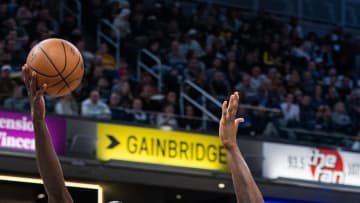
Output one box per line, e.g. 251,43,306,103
55,77,82,95
38,45,71,90
47,56,82,88
28,64,60,77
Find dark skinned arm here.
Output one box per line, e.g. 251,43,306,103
23,65,73,203
219,92,264,203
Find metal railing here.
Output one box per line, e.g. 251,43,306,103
96,19,121,66
136,49,163,92
180,79,222,130
59,0,82,28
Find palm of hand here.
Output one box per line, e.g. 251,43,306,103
23,65,47,121
219,92,244,149
219,118,238,148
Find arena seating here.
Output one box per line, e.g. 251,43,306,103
0,0,359,151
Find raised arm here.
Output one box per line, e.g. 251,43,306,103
219,92,264,203
23,65,73,203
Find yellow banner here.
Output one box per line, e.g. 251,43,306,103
96,123,229,172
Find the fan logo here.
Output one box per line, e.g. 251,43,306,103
309,149,344,184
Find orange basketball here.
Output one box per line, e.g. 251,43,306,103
26,38,84,97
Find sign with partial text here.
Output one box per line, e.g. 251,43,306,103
0,111,66,154
97,123,229,171
263,142,360,187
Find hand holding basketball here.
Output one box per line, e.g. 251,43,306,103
26,38,84,97
22,65,47,121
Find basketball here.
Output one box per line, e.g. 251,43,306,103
26,38,84,97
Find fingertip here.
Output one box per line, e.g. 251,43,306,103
235,117,245,125
222,100,228,109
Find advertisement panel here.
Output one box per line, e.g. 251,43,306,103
263,142,360,187
0,111,66,154
97,123,229,171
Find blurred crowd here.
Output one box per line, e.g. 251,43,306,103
0,0,79,107
1,0,360,144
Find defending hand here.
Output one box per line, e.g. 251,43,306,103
219,92,244,150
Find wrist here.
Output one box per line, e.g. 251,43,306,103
224,142,239,152
32,118,45,125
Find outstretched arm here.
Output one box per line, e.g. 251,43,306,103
23,65,73,203
219,92,264,203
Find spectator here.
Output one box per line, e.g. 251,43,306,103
179,105,201,131
313,84,325,108
180,29,205,58
55,94,79,116
0,65,16,102
226,61,241,88
16,5,32,27
299,95,316,129
115,81,134,108
323,68,339,87
96,77,111,101
235,73,258,104
209,71,230,99
337,76,353,98
108,92,124,120
186,56,206,81
76,38,95,69
129,98,149,124
332,101,353,134
251,105,270,134
325,86,340,107
263,42,282,66
96,43,116,69
81,90,111,119
3,85,28,111
108,92,120,109
167,40,186,66
301,70,316,95
164,91,178,109
113,8,131,39
163,69,180,92
139,84,156,111
4,38,26,69
250,65,267,90
157,104,178,129
285,69,301,92
315,105,333,132
280,93,300,127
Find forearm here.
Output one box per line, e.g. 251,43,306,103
226,145,263,203
33,119,70,199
